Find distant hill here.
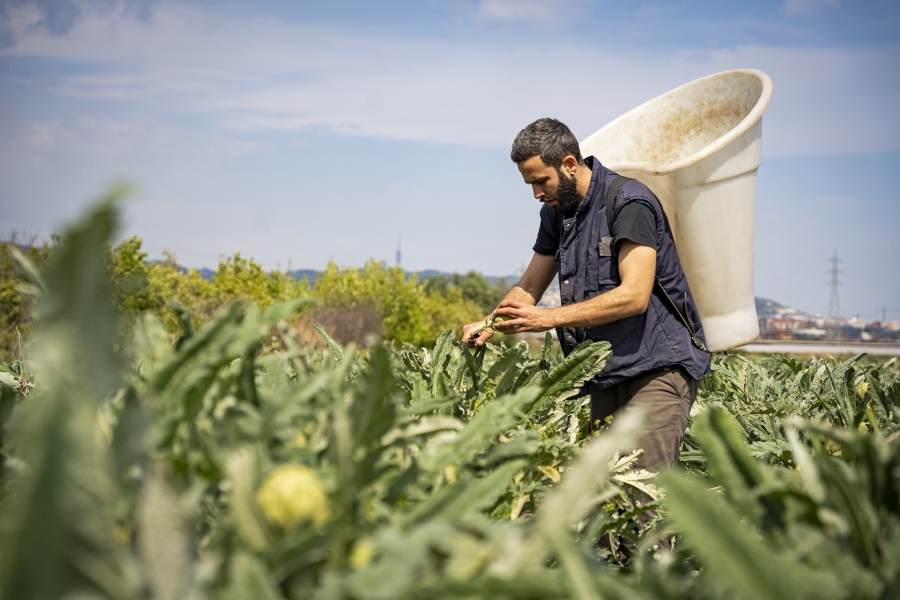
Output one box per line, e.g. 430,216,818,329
281,268,516,287
147,260,216,279
186,264,786,317
415,270,516,286
289,269,320,283
755,297,787,317
194,264,784,313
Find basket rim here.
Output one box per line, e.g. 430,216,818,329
580,68,774,175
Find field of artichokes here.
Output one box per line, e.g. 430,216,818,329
0,194,898,600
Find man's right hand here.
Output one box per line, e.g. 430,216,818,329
461,253,558,348
462,318,493,347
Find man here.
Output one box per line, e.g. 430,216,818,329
461,118,710,472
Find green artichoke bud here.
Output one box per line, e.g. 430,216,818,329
468,313,513,340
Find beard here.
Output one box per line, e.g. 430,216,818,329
548,168,580,214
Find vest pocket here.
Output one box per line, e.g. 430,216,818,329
587,312,649,373
599,237,613,256
596,255,619,290
587,237,617,293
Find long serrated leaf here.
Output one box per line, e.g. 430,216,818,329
352,344,397,448
381,416,465,446
339,522,455,599
815,455,881,568
0,395,126,600
660,472,844,600
528,340,611,414
538,408,644,530
132,313,173,381
150,302,243,392
137,465,194,600
533,410,644,600
487,342,528,393
428,387,539,472
785,428,826,503
402,460,526,527
225,448,271,551
223,552,282,600
9,245,47,299
316,324,345,360
460,344,482,392
30,191,126,401
693,408,776,522
430,330,455,395
0,192,129,600
540,332,553,370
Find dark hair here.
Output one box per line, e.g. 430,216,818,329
510,118,583,168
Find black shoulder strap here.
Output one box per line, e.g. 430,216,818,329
605,176,632,236
654,281,712,355
606,176,712,356
559,175,631,245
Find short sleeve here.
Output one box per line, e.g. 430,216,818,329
612,200,657,250
532,204,559,255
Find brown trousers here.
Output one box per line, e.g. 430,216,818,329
590,368,699,472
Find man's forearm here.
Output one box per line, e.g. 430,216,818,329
494,244,656,334
498,284,541,309
547,285,648,328
491,253,556,313
493,285,646,334
546,242,655,328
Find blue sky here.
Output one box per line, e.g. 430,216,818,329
0,0,898,318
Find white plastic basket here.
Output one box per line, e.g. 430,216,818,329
580,69,774,352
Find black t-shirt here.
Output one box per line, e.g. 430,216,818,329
532,200,657,256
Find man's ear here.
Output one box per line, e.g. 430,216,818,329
561,155,578,174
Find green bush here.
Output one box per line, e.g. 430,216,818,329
0,239,52,358
423,271,509,315
2,233,489,353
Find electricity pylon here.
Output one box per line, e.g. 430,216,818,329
827,250,842,318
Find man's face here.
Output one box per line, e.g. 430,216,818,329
517,155,580,214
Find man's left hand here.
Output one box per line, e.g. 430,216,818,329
493,300,556,333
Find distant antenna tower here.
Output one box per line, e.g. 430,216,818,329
827,250,842,317
396,236,402,267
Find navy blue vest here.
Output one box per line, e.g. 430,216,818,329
555,157,710,388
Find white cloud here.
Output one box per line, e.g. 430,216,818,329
475,0,594,25
782,0,841,17
1,2,897,313
0,2,897,159
5,113,263,160
0,111,273,265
